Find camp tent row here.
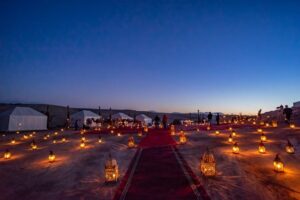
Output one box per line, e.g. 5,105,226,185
0,107,153,131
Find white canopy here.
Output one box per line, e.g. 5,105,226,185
0,107,47,132
70,110,101,128
136,114,152,125
112,112,133,121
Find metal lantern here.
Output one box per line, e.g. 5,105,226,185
200,148,216,176
232,130,237,137
105,154,119,182
4,149,11,159
285,140,295,154
258,141,266,153
273,154,284,172
31,140,37,150
80,140,85,148
228,134,233,143
11,138,16,144
215,130,220,135
179,131,187,144
128,136,135,148
144,126,148,133
98,136,102,143
48,150,56,162
260,133,267,142
257,128,263,133
232,142,239,154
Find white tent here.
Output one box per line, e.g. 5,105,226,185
112,112,133,121
70,110,101,128
0,107,47,132
136,114,152,125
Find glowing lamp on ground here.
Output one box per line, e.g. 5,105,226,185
105,154,119,182
48,151,56,163
11,138,16,144
138,131,143,137
128,136,135,148
257,128,263,133
179,132,187,144
228,134,233,143
4,149,11,159
53,139,57,144
258,141,266,153
81,137,86,141
265,123,270,127
23,135,28,139
144,126,148,133
200,148,216,177
273,154,284,172
260,133,267,142
60,128,64,132
98,136,102,143
61,138,66,142
229,127,233,131
196,128,200,132
215,131,220,135
110,130,114,134
43,135,48,140
232,130,237,137
272,121,278,128
285,140,295,154
117,132,122,137
290,124,295,129
54,132,58,136
31,140,37,150
232,142,239,154
206,126,211,131
80,140,85,148
253,122,256,125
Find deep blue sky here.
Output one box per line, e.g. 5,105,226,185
1,0,299,114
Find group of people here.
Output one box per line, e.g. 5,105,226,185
258,104,294,124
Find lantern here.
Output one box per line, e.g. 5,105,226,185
229,127,233,131
48,151,56,163
265,123,270,127
43,135,48,140
81,136,86,141
253,121,256,125
273,154,284,172
196,128,200,132
290,124,295,129
206,126,211,131
232,142,239,154
200,148,216,176
54,131,58,136
285,140,295,154
105,154,119,182
53,139,57,144
31,140,37,150
257,128,263,133
4,149,11,159
128,136,135,148
117,132,122,137
228,134,233,143
23,135,28,139
98,136,102,143
144,126,148,133
16,131,20,134
61,138,66,142
170,125,175,135
272,121,278,128
138,131,143,137
179,132,187,144
11,138,16,144
60,128,64,132
260,133,267,142
258,141,266,153
80,140,85,148
260,121,265,125
215,131,220,135
232,130,237,137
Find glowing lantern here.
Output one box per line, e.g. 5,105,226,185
170,125,175,135
16,131,20,134
53,139,57,144
110,130,114,134
273,154,284,172
81,136,86,141
23,135,28,139
272,121,278,128
257,128,263,133
117,132,121,137
60,128,64,132
31,140,37,150
29,133,33,138
11,138,16,144
253,121,256,125
61,138,66,142
80,140,85,148
260,121,265,125
232,142,239,154
196,128,200,132
265,123,270,127
144,126,148,133
215,131,220,135
200,148,216,176
179,132,187,144
258,141,266,153
260,133,267,142
285,140,295,154
48,151,56,162
54,131,58,136
105,154,119,182
229,127,233,131
290,124,295,129
228,134,233,143
138,131,143,137
128,136,135,148
206,126,211,131
98,136,102,143
4,149,11,159
43,135,48,140
232,130,237,137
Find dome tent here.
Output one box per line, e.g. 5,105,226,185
111,112,133,121
0,107,47,132
70,110,101,128
136,114,152,125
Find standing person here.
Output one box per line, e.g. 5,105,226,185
276,105,284,122
74,120,79,130
216,113,220,125
207,112,213,125
162,114,168,129
258,109,262,120
283,105,293,124
154,115,160,128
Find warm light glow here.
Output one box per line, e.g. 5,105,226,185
232,142,239,154
144,126,148,133
80,140,85,148
179,132,187,144
290,124,295,129
4,149,11,159
48,151,56,162
200,148,216,176
105,154,119,182
128,136,135,148
260,133,267,142
228,134,233,143
215,131,220,135
258,141,266,153
272,121,278,127
31,140,37,150
11,138,16,144
273,154,284,172
54,131,58,135
61,138,66,142
232,131,237,137
138,131,143,137
98,136,102,143
285,140,295,154
170,125,176,135
206,126,211,131
257,128,263,133
229,127,233,131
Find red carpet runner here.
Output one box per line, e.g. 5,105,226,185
113,129,210,200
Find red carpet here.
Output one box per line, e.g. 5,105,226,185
113,129,210,200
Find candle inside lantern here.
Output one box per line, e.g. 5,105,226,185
200,148,216,176
232,130,237,137
206,126,211,131
257,128,263,133
170,125,175,135
179,132,187,144
48,150,56,162
31,140,37,150
61,138,66,142
273,154,284,172
128,136,135,148
105,154,119,182
80,140,85,148
258,141,266,153
232,142,239,154
81,136,86,141
228,134,233,143
290,124,295,129
260,133,267,142
98,136,102,143
11,138,16,144
144,126,148,133
138,131,142,137
4,149,11,159
117,132,121,137
229,127,233,131
272,121,278,127
215,130,220,135
285,140,295,154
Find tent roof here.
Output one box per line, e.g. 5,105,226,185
112,112,133,120
0,107,46,117
136,114,152,120
71,110,100,118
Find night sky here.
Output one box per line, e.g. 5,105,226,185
1,0,299,114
